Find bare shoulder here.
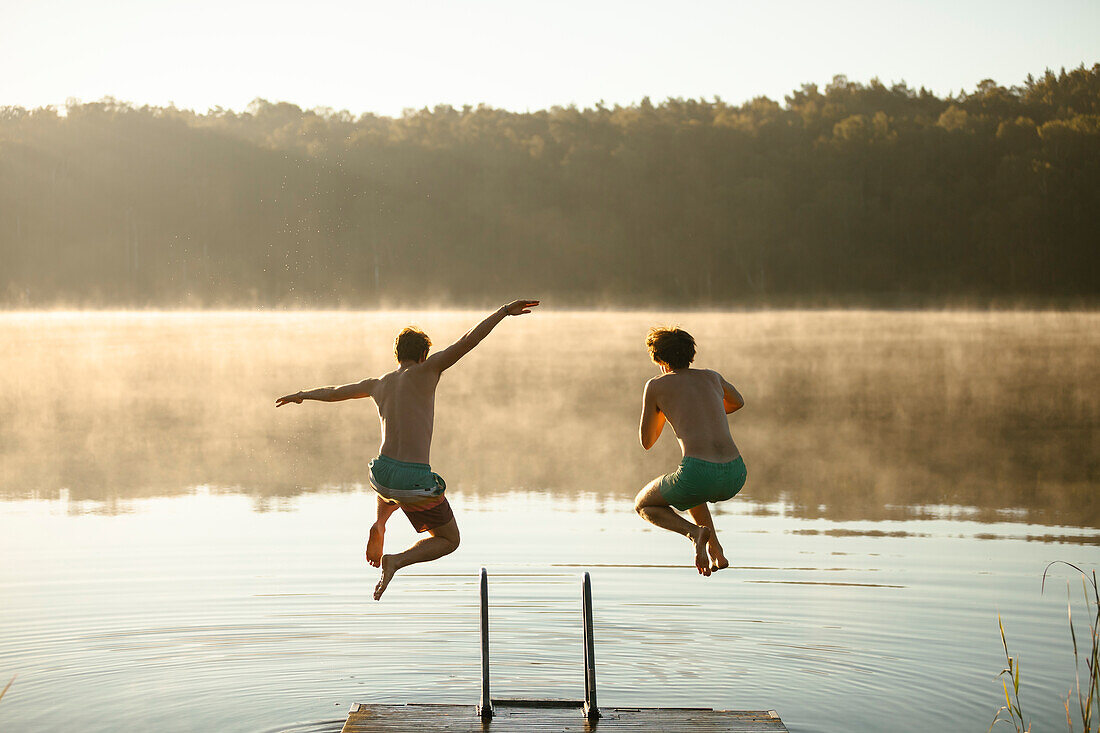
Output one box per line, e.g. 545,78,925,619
689,369,727,399
374,368,398,384
645,374,670,392
370,369,400,392
643,375,668,404
391,361,442,389
412,360,442,380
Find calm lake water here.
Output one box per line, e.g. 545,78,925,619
1,311,1098,732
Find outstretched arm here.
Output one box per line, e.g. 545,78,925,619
275,378,376,407
717,372,745,414
424,299,539,373
639,379,667,450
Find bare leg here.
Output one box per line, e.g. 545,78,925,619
375,518,461,600
634,479,712,576
367,496,400,568
688,504,729,571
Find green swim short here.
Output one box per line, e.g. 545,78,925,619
368,454,452,533
657,456,747,511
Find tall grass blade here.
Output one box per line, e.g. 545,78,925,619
0,674,13,703
993,613,1027,732
1043,561,1100,733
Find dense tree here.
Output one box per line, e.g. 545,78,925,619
1,65,1098,307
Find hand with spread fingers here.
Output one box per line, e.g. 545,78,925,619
503,299,540,316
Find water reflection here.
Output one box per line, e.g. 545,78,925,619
0,490,1096,732
1,311,1097,527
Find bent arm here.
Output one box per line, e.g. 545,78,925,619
276,378,376,406
718,373,745,413
639,380,667,450
424,299,539,373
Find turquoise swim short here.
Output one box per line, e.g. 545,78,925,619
368,454,452,532
657,456,747,511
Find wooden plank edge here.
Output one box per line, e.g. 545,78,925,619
492,698,584,708
611,707,716,712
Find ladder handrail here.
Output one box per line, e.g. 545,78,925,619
477,567,493,720
582,571,600,720
476,568,599,720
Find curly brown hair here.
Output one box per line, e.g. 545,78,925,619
646,327,695,370
395,327,431,362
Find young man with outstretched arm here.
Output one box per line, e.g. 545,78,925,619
634,327,747,576
275,299,540,599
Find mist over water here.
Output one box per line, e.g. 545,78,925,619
2,310,1097,526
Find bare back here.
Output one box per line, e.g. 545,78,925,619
276,301,540,467
371,363,441,464
369,301,539,462
646,369,741,463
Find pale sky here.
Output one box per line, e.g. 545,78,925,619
1,0,1097,116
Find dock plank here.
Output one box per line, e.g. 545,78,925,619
342,703,788,732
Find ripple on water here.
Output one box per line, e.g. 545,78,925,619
0,492,1095,733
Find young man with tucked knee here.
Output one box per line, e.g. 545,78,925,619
633,327,746,576
276,300,539,599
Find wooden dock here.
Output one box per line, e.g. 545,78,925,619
342,570,787,732
342,703,787,731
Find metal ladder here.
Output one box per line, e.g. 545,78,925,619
476,567,600,722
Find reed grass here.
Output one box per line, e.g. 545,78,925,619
1043,562,1100,733
992,562,1100,732
991,615,1031,731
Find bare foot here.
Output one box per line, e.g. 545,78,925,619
692,526,712,576
366,523,385,567
708,537,729,571
709,546,730,572
374,555,398,600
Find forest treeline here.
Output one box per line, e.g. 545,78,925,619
2,65,1098,307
